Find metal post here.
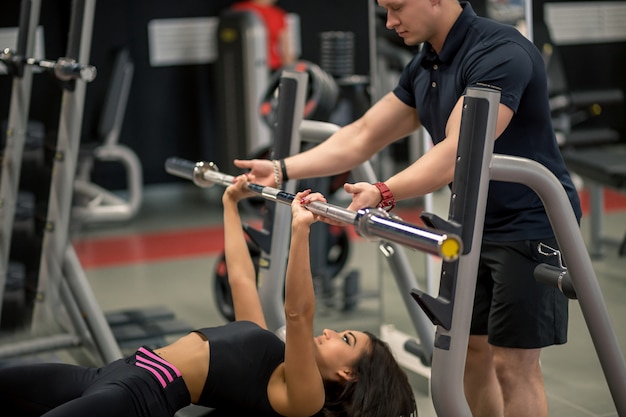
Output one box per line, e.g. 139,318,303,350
26,0,122,363
588,181,605,258
256,70,307,332
0,0,41,324
412,87,501,417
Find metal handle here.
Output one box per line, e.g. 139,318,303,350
534,263,577,299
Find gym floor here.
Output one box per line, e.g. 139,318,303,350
5,176,626,417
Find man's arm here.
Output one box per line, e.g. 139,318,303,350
233,92,420,186
346,97,515,210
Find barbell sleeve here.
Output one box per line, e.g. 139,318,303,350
355,209,462,263
25,56,97,81
164,157,462,261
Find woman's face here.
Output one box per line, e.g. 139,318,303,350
314,329,371,382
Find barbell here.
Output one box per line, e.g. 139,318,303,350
165,157,462,262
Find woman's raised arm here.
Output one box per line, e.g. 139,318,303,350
222,175,267,328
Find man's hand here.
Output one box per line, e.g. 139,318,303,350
233,159,276,187
344,182,382,212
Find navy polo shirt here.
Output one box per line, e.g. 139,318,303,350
394,2,582,241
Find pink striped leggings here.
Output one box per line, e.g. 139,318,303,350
0,346,191,417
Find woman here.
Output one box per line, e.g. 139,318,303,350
0,175,417,417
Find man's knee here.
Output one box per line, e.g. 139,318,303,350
492,346,542,385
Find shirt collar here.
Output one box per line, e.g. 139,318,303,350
421,1,476,67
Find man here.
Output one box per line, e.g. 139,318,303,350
235,1,582,416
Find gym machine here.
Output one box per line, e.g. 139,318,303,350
0,0,122,366
213,9,273,172
72,47,144,225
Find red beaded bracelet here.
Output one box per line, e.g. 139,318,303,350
374,182,395,211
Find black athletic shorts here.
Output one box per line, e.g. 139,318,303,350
470,238,569,348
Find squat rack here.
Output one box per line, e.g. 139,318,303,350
0,0,122,365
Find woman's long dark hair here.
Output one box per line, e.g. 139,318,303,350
320,331,417,417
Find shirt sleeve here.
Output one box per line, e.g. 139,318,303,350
463,40,534,113
393,56,421,108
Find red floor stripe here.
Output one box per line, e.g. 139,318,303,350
74,189,626,270
73,227,226,269
578,188,626,214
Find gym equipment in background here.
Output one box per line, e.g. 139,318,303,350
534,22,626,259
0,0,41,332
560,148,626,258
318,31,371,128
260,60,339,128
0,0,124,366
72,48,143,225
519,1,626,260
1,2,184,363
213,9,273,172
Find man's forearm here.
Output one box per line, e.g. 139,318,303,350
386,138,457,201
283,122,374,181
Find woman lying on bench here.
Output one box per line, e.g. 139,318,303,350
0,174,417,417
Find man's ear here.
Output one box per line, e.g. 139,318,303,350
337,368,358,382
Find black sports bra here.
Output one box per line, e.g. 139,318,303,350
193,321,285,416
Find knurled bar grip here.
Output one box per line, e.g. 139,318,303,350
164,157,462,262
